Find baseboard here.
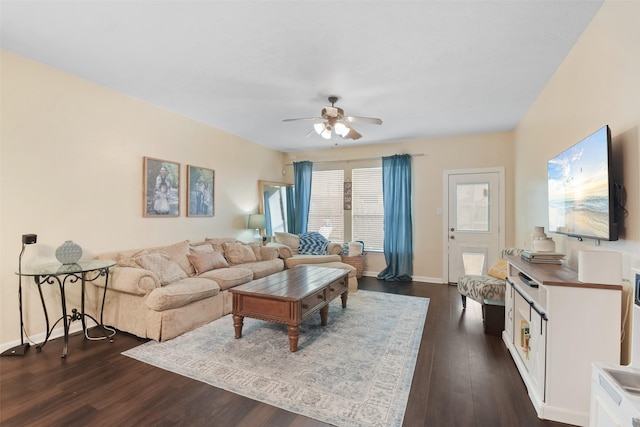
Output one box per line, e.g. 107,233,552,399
0,318,98,354
362,271,445,284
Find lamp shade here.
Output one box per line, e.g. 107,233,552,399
248,214,266,230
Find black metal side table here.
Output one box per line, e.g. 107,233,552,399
19,260,117,358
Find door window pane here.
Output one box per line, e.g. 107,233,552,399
462,252,485,275
456,183,489,231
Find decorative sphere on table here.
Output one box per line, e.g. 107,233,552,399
55,240,82,264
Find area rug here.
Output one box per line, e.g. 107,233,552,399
123,290,429,427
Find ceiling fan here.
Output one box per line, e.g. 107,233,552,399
283,96,382,141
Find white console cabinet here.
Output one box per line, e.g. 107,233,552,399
503,255,622,426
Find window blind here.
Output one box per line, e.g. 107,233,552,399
308,169,344,242
352,167,384,251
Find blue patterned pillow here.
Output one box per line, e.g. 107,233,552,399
298,232,329,255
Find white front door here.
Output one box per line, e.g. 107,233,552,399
444,168,505,283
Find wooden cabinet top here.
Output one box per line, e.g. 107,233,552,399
506,254,622,291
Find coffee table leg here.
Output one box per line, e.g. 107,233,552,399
233,314,244,339
319,304,329,326
288,325,299,352
341,290,348,308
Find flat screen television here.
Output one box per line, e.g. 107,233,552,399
547,125,618,241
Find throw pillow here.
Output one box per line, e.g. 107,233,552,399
190,242,215,253
247,242,262,261
205,237,238,255
298,232,329,255
150,240,192,275
487,258,508,280
137,252,188,285
187,251,229,275
222,242,258,265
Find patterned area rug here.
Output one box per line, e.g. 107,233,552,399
123,290,429,427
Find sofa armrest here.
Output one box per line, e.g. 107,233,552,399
258,245,279,260
266,242,293,259
94,266,161,296
327,242,343,255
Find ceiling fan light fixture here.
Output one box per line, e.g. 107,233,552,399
313,122,326,135
334,122,350,137
320,127,332,139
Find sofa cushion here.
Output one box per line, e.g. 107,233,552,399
258,245,279,261
223,242,259,265
198,267,253,290
274,232,300,254
145,277,220,311
234,258,284,280
187,251,229,275
284,254,342,269
136,252,188,286
298,232,329,255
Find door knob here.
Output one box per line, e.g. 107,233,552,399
450,227,455,232
450,235,455,240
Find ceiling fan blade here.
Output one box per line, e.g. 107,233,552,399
304,128,317,138
344,116,382,125
282,117,323,122
342,127,362,140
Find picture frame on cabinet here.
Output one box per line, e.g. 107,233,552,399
187,165,215,217
143,157,180,217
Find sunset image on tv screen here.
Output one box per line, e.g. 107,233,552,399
547,126,610,239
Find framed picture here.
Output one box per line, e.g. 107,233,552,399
187,165,215,217
143,157,180,217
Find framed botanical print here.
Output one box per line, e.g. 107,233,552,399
143,157,180,217
187,165,215,217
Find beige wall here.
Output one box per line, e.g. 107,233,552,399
285,131,516,282
0,51,285,346
514,0,640,363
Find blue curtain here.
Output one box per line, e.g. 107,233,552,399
285,186,295,233
377,154,413,281
292,161,313,234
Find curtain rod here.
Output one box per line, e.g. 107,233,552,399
285,153,425,166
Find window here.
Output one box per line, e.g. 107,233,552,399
308,166,384,251
308,169,344,242
352,167,383,251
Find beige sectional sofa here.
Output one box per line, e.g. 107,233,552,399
94,238,283,341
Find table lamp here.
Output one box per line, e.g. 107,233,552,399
248,214,266,240
1,233,37,357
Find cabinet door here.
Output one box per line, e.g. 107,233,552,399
590,390,624,427
528,309,547,402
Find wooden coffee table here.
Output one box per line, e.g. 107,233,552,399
230,265,349,352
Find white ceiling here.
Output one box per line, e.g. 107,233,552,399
1,1,603,153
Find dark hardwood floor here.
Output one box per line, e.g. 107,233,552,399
0,277,571,427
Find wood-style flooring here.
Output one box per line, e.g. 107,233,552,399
0,277,571,427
